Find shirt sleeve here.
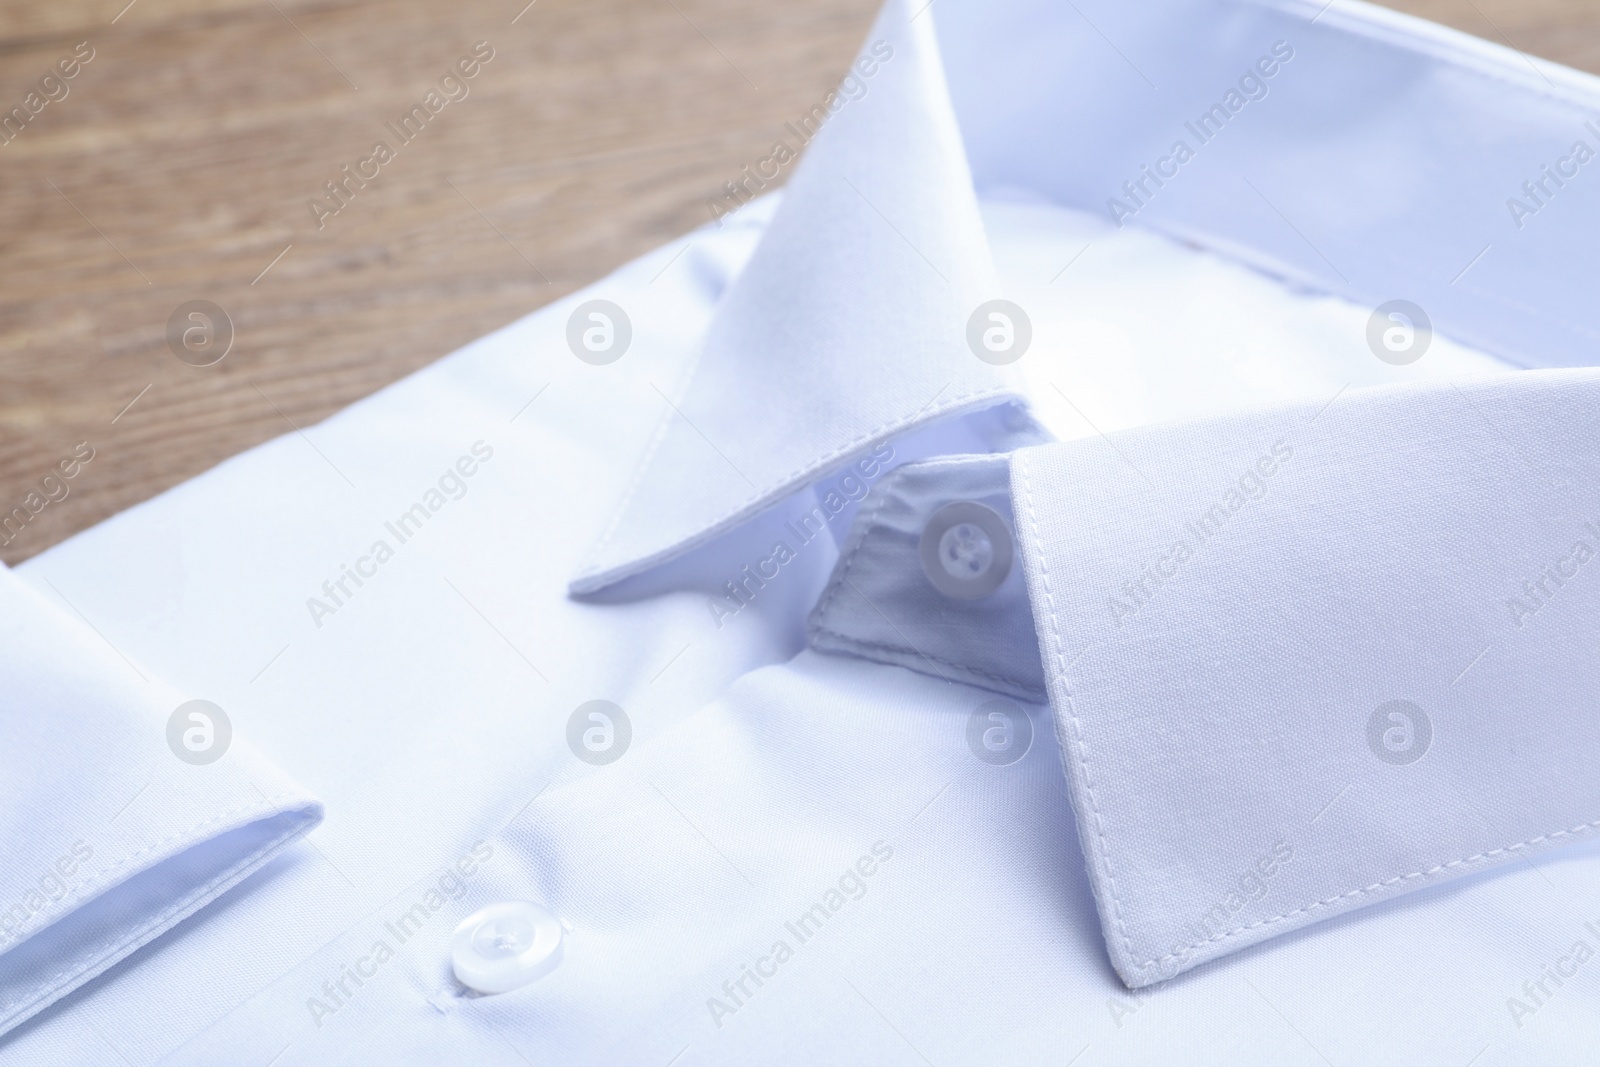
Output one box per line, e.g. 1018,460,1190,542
0,563,321,1036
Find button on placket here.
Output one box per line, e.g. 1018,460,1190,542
451,901,564,994
918,501,1014,600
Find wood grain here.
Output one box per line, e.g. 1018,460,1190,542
0,0,1591,564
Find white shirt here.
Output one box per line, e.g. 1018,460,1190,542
4,0,1600,1063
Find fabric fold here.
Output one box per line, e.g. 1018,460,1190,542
570,0,1032,594
0,565,321,1035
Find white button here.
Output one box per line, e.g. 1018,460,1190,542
919,501,1014,600
451,901,563,994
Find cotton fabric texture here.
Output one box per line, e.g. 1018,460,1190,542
3,0,1600,1064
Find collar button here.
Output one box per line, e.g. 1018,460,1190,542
919,501,1014,600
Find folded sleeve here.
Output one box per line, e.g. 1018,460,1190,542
0,564,321,1035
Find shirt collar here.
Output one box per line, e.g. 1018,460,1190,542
807,367,1600,990
573,0,1600,993
569,0,1034,595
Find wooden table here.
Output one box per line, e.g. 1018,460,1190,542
1,0,1592,564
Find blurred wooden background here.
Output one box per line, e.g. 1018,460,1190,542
0,0,1594,564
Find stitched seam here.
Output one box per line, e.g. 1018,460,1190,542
811,625,1044,696
1259,0,1600,114
813,452,1011,623
1017,451,1139,966
581,384,1023,575
811,475,899,623
0,794,301,955
0,806,315,1025
1020,449,1600,980
1134,817,1600,978
811,456,1041,694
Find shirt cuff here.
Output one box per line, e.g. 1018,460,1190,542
0,564,321,1035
